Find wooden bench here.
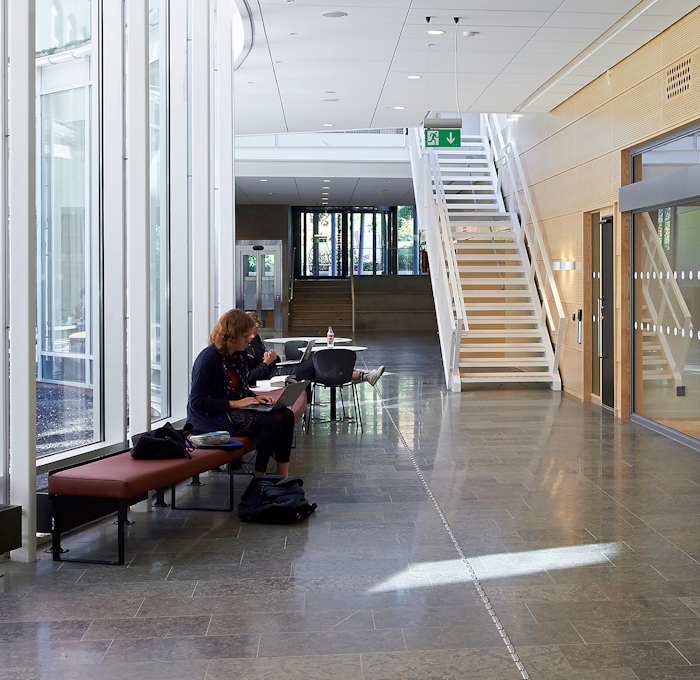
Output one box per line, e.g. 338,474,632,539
48,388,306,565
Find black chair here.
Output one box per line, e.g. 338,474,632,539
311,348,362,431
284,340,306,362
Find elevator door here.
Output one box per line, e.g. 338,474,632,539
235,242,282,334
592,216,615,409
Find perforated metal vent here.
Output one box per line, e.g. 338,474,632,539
667,58,692,100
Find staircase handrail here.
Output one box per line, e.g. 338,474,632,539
640,211,692,384
482,114,566,377
408,127,465,390
427,149,468,336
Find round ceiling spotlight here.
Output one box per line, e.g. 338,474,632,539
407,75,422,79
426,29,444,35
259,179,268,182
394,106,406,110
321,11,348,18
323,123,334,127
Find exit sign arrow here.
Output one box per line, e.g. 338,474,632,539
425,128,461,148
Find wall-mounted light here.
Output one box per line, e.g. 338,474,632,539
552,261,576,271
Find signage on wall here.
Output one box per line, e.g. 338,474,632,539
425,129,461,148
313,235,328,243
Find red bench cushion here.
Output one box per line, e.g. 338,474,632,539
49,389,306,500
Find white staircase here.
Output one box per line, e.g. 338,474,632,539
409,122,565,392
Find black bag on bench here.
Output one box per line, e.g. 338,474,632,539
131,422,193,459
238,475,317,524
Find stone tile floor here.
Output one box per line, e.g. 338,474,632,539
2,333,700,678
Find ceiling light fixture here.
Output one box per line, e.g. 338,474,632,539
462,31,478,37
322,98,339,102
323,186,330,189
516,0,661,112
324,179,331,182
394,106,406,110
426,30,445,35
407,75,422,79
321,11,348,18
260,179,268,182
323,123,334,127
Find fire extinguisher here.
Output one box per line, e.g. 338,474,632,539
421,249,429,274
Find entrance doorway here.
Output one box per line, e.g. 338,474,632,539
294,207,420,278
235,241,283,335
591,214,615,409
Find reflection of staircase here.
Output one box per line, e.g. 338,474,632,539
641,305,674,381
289,280,353,336
453,213,556,384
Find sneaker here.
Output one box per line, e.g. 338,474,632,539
363,365,385,387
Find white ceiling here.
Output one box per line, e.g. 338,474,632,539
236,176,415,206
235,0,700,134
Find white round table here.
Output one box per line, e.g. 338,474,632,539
311,345,367,352
265,336,353,345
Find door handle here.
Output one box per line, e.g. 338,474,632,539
598,298,603,358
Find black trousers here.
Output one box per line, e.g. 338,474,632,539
228,407,295,473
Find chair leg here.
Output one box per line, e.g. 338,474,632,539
353,382,363,432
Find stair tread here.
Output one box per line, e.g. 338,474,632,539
466,329,543,337
463,304,536,310
460,359,551,366
461,374,554,382
461,343,546,351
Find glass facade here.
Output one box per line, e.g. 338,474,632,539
297,207,420,278
633,203,700,440
36,2,99,458
149,0,169,419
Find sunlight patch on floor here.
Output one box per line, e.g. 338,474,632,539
368,542,620,592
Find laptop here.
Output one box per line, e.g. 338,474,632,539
242,380,310,412
277,338,316,367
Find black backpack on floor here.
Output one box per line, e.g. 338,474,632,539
238,475,317,524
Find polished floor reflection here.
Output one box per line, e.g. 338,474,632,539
4,333,700,678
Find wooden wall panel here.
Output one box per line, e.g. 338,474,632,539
508,6,700,411
575,75,612,120
661,10,700,69
575,102,613,167
613,39,662,97
611,73,665,150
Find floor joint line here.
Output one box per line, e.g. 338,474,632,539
369,375,531,680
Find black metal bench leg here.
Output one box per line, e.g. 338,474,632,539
153,487,169,507
228,462,234,512
170,484,177,509
52,496,62,561
117,501,127,565
189,475,204,486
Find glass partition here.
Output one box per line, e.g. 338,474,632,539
633,203,700,440
633,126,700,183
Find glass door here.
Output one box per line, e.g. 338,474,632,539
235,241,283,334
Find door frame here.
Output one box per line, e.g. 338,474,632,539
234,240,283,336
583,203,631,418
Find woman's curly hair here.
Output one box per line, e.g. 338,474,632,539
209,309,256,353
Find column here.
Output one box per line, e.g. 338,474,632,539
8,0,37,562
126,0,151,437
191,0,212,355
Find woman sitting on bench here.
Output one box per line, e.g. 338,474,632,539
187,309,294,477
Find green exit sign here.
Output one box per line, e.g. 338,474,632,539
425,129,461,148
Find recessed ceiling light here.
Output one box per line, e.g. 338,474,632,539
321,11,348,18
407,75,422,80
322,98,339,102
290,32,297,35
326,91,336,94
426,30,444,35
260,179,268,182
463,31,479,37
324,179,331,182
323,186,330,189
323,123,334,127
394,106,406,110
323,193,329,195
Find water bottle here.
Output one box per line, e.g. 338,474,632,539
327,326,335,347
